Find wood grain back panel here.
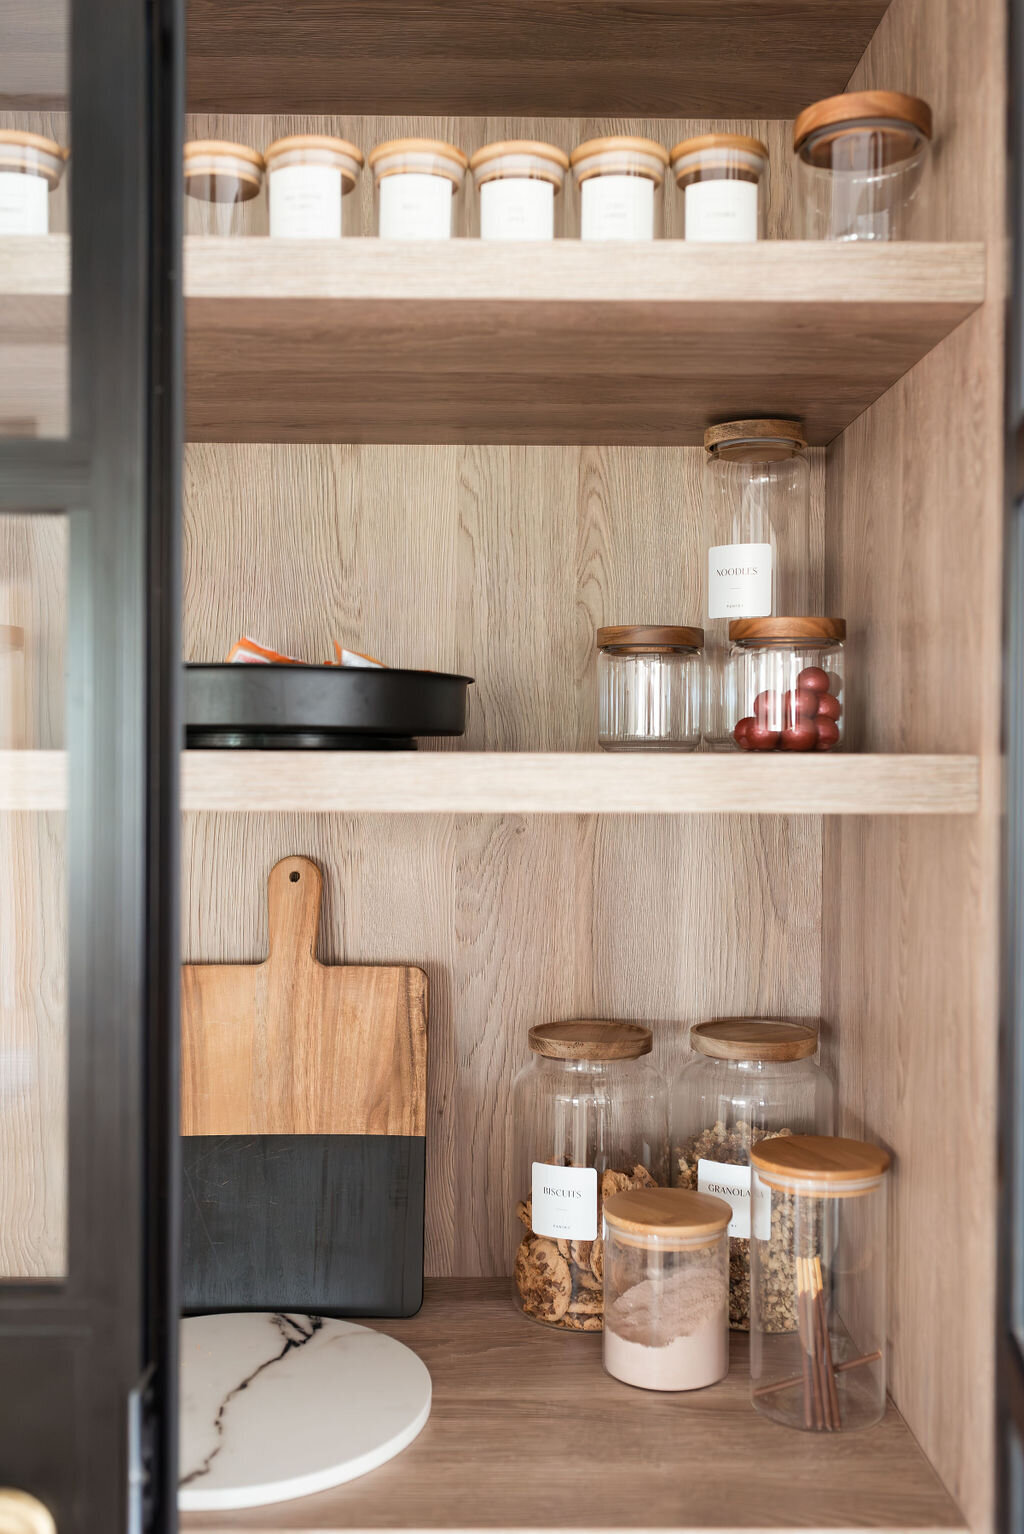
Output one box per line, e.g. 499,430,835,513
182,855,427,1137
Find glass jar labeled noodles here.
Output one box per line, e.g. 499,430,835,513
750,1135,890,1432
670,134,768,242
672,1020,834,1331
184,140,264,236
369,138,467,240
597,625,703,751
794,91,932,241
729,617,845,752
0,131,68,234
265,135,363,238
571,137,669,241
512,1021,668,1332
470,140,568,241
603,1189,730,1391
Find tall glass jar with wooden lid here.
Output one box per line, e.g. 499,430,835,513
794,91,932,241
672,1019,834,1330
750,1135,891,1432
511,1021,668,1331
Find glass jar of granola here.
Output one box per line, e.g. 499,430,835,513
671,1019,834,1330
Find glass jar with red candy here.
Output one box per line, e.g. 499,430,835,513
727,618,845,752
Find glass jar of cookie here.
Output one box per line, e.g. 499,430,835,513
512,1021,668,1331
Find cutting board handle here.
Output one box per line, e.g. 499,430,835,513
266,856,323,973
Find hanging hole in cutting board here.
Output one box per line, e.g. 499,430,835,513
290,871,300,882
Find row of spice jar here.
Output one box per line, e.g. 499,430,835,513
513,1018,889,1433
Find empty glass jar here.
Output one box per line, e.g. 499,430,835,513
369,138,467,239
672,1020,835,1330
729,618,845,752
470,140,568,240
184,140,264,236
571,137,669,240
0,130,69,234
597,625,703,751
750,1135,891,1432
670,133,768,242
265,134,363,238
794,91,932,241
511,1021,668,1331
603,1188,730,1391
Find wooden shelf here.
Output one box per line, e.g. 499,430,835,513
1,751,980,815
179,1278,962,1534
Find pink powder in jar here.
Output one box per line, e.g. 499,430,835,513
603,1267,727,1391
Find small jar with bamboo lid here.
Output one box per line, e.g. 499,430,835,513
728,617,846,752
749,1134,891,1432
184,140,264,236
793,90,932,241
597,625,704,751
265,135,363,239
469,140,569,241
570,136,669,241
670,134,768,242
369,138,467,240
0,131,68,235
511,1021,668,1331
603,1188,731,1391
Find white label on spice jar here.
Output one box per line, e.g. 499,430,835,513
685,178,759,242
752,1170,772,1242
708,542,773,620
580,174,655,241
531,1161,598,1241
697,1158,751,1239
479,178,554,241
378,172,453,240
269,164,343,239
0,172,48,235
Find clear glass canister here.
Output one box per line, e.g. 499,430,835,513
571,136,669,241
603,1188,730,1391
0,130,69,234
512,1021,668,1331
265,134,363,238
469,140,569,240
184,139,264,236
670,133,768,242
794,90,932,241
703,419,811,749
369,138,467,240
672,1019,835,1331
729,617,845,752
597,625,703,751
750,1135,891,1432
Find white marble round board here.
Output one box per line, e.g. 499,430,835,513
179,1312,432,1511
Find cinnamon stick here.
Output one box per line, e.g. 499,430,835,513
815,1256,841,1430
752,1349,882,1400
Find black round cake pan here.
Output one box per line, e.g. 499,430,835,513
185,664,473,749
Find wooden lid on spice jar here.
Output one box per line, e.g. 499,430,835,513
751,1134,890,1197
729,617,846,644
597,625,704,652
528,1020,652,1061
670,132,768,181
184,140,264,199
0,129,69,184
469,140,569,188
691,1018,819,1063
265,134,364,189
571,136,670,185
604,1187,732,1244
794,91,933,166
369,138,468,185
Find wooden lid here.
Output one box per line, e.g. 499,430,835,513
751,1134,890,1195
691,1018,818,1063
729,616,846,643
469,140,569,172
794,91,933,151
0,129,68,161
604,1187,732,1240
705,418,806,452
369,138,468,170
570,136,670,166
597,624,703,651
529,1020,652,1061
184,139,265,168
670,132,768,163
265,134,364,167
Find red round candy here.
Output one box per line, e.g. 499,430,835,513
747,723,781,752
782,687,820,722
780,720,818,752
816,693,841,721
734,717,755,750
753,690,779,726
815,718,841,750
797,666,830,694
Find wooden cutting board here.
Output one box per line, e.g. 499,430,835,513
181,855,428,1318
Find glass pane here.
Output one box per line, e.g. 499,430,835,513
0,513,67,1277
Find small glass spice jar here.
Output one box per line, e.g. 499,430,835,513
603,1188,730,1391
369,138,467,240
511,1021,668,1332
794,91,932,241
672,1020,835,1331
597,625,703,751
728,618,845,752
670,134,768,242
571,137,669,241
0,130,69,234
184,140,264,236
265,134,363,239
750,1134,891,1432
469,140,569,241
